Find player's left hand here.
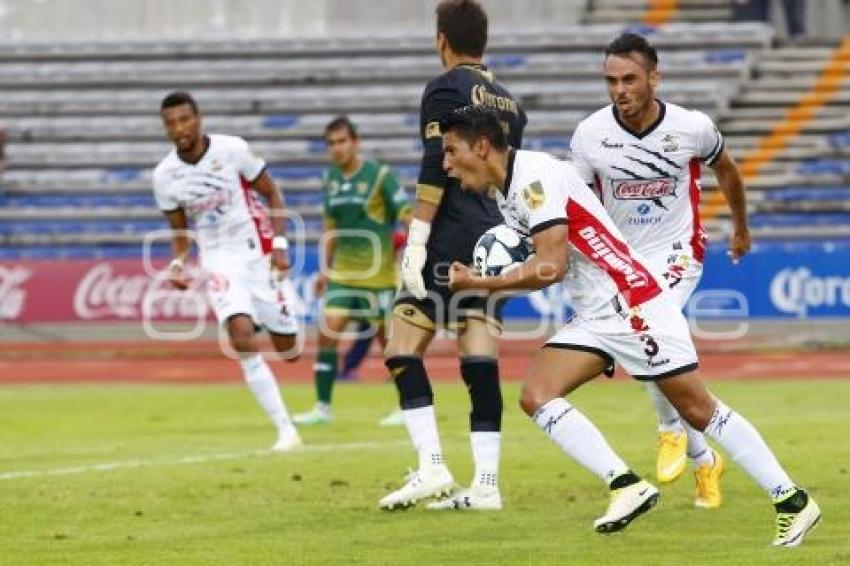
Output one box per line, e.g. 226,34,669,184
727,227,751,264
448,261,482,292
271,249,291,279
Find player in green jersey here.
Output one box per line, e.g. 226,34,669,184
294,117,411,425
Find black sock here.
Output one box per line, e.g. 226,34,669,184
386,355,433,410
775,488,808,513
609,471,641,490
460,356,502,432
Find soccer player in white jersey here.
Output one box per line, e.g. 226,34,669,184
153,91,302,452
441,106,819,545
569,33,751,505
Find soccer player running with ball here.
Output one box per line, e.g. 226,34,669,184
443,106,819,545
379,0,527,511
293,116,410,427
154,91,302,452
568,33,750,506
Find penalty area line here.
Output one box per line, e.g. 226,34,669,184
0,439,408,481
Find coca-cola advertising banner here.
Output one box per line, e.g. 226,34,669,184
2,239,849,322
0,259,214,322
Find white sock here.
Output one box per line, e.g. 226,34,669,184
532,398,629,484
403,405,444,469
239,354,295,436
686,422,715,468
644,381,684,433
703,399,795,499
470,431,500,489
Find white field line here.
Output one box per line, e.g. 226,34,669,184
0,440,409,481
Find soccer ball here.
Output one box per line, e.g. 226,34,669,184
472,224,534,277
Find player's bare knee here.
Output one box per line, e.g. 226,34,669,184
226,316,257,353
676,399,714,431
519,382,549,417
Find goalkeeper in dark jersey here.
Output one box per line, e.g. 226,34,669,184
380,0,527,511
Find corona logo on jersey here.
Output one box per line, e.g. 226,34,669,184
469,85,519,115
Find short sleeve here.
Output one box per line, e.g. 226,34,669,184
233,137,267,182
692,111,724,166
381,166,410,221
568,122,595,186
417,84,460,191
152,167,179,212
519,174,568,236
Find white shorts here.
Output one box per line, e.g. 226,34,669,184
546,293,698,381
648,251,703,310
203,254,301,335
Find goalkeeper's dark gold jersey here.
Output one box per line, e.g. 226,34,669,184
417,63,527,268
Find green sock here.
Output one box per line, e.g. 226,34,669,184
315,348,338,405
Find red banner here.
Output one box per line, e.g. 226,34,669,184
0,259,212,322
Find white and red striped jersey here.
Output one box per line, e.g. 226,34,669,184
153,134,273,263
496,149,663,317
569,101,723,265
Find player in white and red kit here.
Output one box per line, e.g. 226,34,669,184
569,33,751,505
153,91,302,452
442,106,819,545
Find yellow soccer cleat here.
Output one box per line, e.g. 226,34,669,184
694,449,724,508
656,431,687,483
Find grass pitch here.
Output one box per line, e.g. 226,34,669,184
0,379,848,565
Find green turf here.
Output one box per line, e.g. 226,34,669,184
0,379,847,565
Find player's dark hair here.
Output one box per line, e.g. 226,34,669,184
436,0,488,58
160,90,199,114
324,116,358,140
605,33,658,69
439,105,507,150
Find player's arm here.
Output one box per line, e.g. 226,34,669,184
710,149,751,263
163,207,191,290
250,169,291,273
153,169,191,290
449,222,568,292
316,216,336,297
401,85,459,298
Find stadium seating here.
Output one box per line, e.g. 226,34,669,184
0,16,847,258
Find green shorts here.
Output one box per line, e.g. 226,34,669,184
322,282,396,323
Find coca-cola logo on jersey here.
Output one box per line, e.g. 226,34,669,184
0,266,32,320
613,178,676,200
73,263,209,320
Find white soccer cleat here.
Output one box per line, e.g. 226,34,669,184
293,405,332,426
270,429,303,453
594,479,659,533
379,465,454,510
426,485,502,511
378,409,405,427
772,492,821,547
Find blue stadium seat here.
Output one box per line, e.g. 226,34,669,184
797,160,850,176
763,186,850,202
749,213,850,227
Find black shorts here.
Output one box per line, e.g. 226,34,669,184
393,259,506,331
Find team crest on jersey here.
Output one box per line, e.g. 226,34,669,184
357,182,369,194
522,181,546,210
210,159,223,171
660,133,679,152
425,121,441,139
